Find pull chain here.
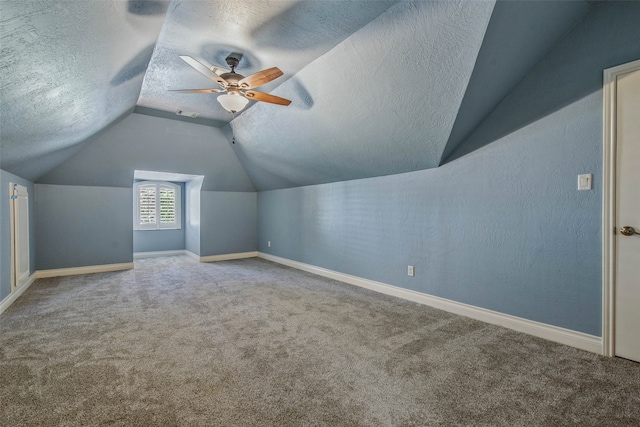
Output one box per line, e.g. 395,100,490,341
231,111,236,144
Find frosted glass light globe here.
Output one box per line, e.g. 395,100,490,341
217,94,249,113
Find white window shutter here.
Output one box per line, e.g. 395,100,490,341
134,181,181,230
159,185,177,228
139,186,157,226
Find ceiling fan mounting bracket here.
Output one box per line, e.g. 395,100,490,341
225,55,241,70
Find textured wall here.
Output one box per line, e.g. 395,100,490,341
133,182,186,253
134,228,185,253
35,185,133,270
38,113,255,192
200,192,257,257
259,88,602,335
0,170,36,302
255,1,640,337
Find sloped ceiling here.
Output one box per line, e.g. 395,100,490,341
137,0,398,123
1,0,595,188
229,0,495,190
226,0,594,190
0,0,167,180
440,0,594,165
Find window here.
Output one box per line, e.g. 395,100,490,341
134,181,181,230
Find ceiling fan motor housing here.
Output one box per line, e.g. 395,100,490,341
225,55,241,70
222,55,245,86
219,72,244,85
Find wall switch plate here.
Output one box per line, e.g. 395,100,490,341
267,241,271,247
407,265,414,277
578,174,592,190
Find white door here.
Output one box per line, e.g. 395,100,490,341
10,183,30,290
614,67,640,362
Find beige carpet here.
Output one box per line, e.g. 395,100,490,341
1,256,639,426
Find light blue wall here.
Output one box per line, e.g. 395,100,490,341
0,170,36,302
133,182,186,253
257,2,640,337
200,192,257,257
258,88,601,334
36,185,133,270
37,113,255,192
30,113,259,265
133,228,184,253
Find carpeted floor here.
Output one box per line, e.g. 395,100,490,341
1,256,639,426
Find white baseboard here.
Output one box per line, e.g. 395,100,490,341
258,252,602,354
134,250,191,259
184,250,200,262
134,249,256,263
199,251,258,263
134,249,203,261
0,273,37,315
37,262,134,278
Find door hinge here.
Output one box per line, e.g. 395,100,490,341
613,226,617,235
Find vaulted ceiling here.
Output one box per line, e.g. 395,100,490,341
0,0,596,189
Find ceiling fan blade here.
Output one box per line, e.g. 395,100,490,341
211,65,231,76
179,55,227,87
238,67,284,89
169,88,222,93
244,90,291,106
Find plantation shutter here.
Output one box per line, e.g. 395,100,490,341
134,181,181,230
139,185,157,226
158,185,177,228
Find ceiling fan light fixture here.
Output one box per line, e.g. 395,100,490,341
217,93,249,113
176,55,290,113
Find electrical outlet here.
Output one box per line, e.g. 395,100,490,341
268,241,271,247
407,265,414,277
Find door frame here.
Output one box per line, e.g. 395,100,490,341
602,58,640,357
9,182,30,293
9,183,16,291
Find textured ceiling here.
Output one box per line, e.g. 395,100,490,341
227,0,594,190
439,0,593,165
137,0,397,123
0,0,167,179
229,0,495,190
1,0,595,188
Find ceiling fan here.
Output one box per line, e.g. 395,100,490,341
171,54,291,114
